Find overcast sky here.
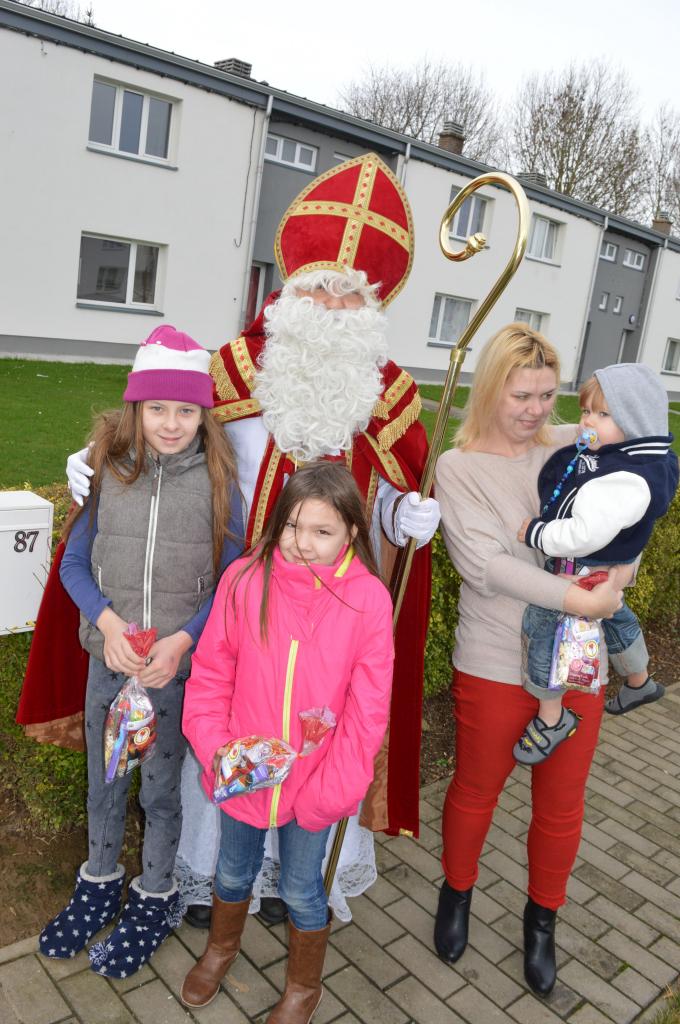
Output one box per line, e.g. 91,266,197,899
85,0,675,121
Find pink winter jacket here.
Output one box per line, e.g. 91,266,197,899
182,546,394,832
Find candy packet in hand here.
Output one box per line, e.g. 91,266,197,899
102,623,158,782
547,574,606,695
298,706,336,757
213,736,297,803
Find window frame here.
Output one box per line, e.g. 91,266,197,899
526,214,560,263
514,307,545,332
448,192,488,242
612,295,624,315
662,338,680,374
427,292,474,348
88,78,176,166
77,233,164,312
598,292,609,312
622,248,645,271
600,241,618,262
264,133,318,172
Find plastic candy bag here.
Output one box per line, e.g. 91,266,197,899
547,572,607,694
298,705,336,757
103,623,158,782
213,736,297,803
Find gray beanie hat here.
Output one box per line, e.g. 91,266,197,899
593,363,669,440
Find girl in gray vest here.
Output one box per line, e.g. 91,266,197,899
39,326,242,978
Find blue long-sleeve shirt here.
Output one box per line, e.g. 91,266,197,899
60,486,244,647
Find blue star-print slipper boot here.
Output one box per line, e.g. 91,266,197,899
89,876,183,978
39,862,125,959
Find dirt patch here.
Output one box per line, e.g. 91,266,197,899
1,619,677,948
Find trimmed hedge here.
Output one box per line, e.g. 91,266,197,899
1,485,678,831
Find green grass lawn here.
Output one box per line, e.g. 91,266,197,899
0,359,130,489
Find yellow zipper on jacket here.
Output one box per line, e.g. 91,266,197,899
269,637,299,828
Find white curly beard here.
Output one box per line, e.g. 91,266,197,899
253,292,389,462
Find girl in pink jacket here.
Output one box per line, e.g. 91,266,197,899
180,463,394,1022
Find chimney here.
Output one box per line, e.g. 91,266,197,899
652,210,672,236
214,58,252,79
438,120,465,156
517,171,548,188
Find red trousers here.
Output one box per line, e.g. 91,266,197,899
441,671,604,910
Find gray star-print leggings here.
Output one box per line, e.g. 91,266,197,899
84,657,187,893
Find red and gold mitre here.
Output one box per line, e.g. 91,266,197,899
274,153,414,306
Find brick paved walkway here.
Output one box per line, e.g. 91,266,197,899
1,689,679,1024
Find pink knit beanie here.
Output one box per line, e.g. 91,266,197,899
123,325,214,408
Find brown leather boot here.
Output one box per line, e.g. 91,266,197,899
180,894,250,1008
267,918,331,1023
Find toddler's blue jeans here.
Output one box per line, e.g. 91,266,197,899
215,812,331,931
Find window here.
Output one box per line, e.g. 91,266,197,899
527,215,559,261
600,241,618,262
514,308,544,332
428,293,473,345
265,133,317,171
88,79,173,161
598,292,609,311
612,295,624,315
333,152,352,164
623,248,645,271
663,339,680,373
449,191,487,241
77,234,161,308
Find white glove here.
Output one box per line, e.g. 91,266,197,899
394,492,440,546
66,446,94,506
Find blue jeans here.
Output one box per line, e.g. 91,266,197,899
522,600,648,699
215,813,331,931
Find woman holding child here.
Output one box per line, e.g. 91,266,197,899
433,324,627,996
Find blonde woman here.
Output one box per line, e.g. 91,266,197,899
433,324,626,996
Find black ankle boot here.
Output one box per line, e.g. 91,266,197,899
257,896,288,926
434,881,473,963
523,897,557,996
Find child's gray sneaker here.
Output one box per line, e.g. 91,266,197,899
605,677,665,715
513,709,580,765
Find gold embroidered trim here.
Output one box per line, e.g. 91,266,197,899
252,445,283,544
363,433,408,489
212,398,262,423
344,449,353,472
365,466,379,520
372,399,389,420
209,350,239,402
293,200,410,256
232,336,257,392
376,394,422,451
384,371,413,409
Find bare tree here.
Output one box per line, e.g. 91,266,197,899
339,59,503,163
20,0,95,25
506,62,644,216
639,104,680,230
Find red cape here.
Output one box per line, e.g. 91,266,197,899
18,298,432,835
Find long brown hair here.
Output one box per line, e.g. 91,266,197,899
232,462,379,640
456,323,561,450
62,402,238,577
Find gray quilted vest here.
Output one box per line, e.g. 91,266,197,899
79,437,214,676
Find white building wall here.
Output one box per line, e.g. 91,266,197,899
638,247,680,395
387,157,602,385
0,30,262,354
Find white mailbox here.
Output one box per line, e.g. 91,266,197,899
1,491,53,636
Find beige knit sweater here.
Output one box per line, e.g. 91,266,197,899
434,424,609,687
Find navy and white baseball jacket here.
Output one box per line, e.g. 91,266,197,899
524,435,679,565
